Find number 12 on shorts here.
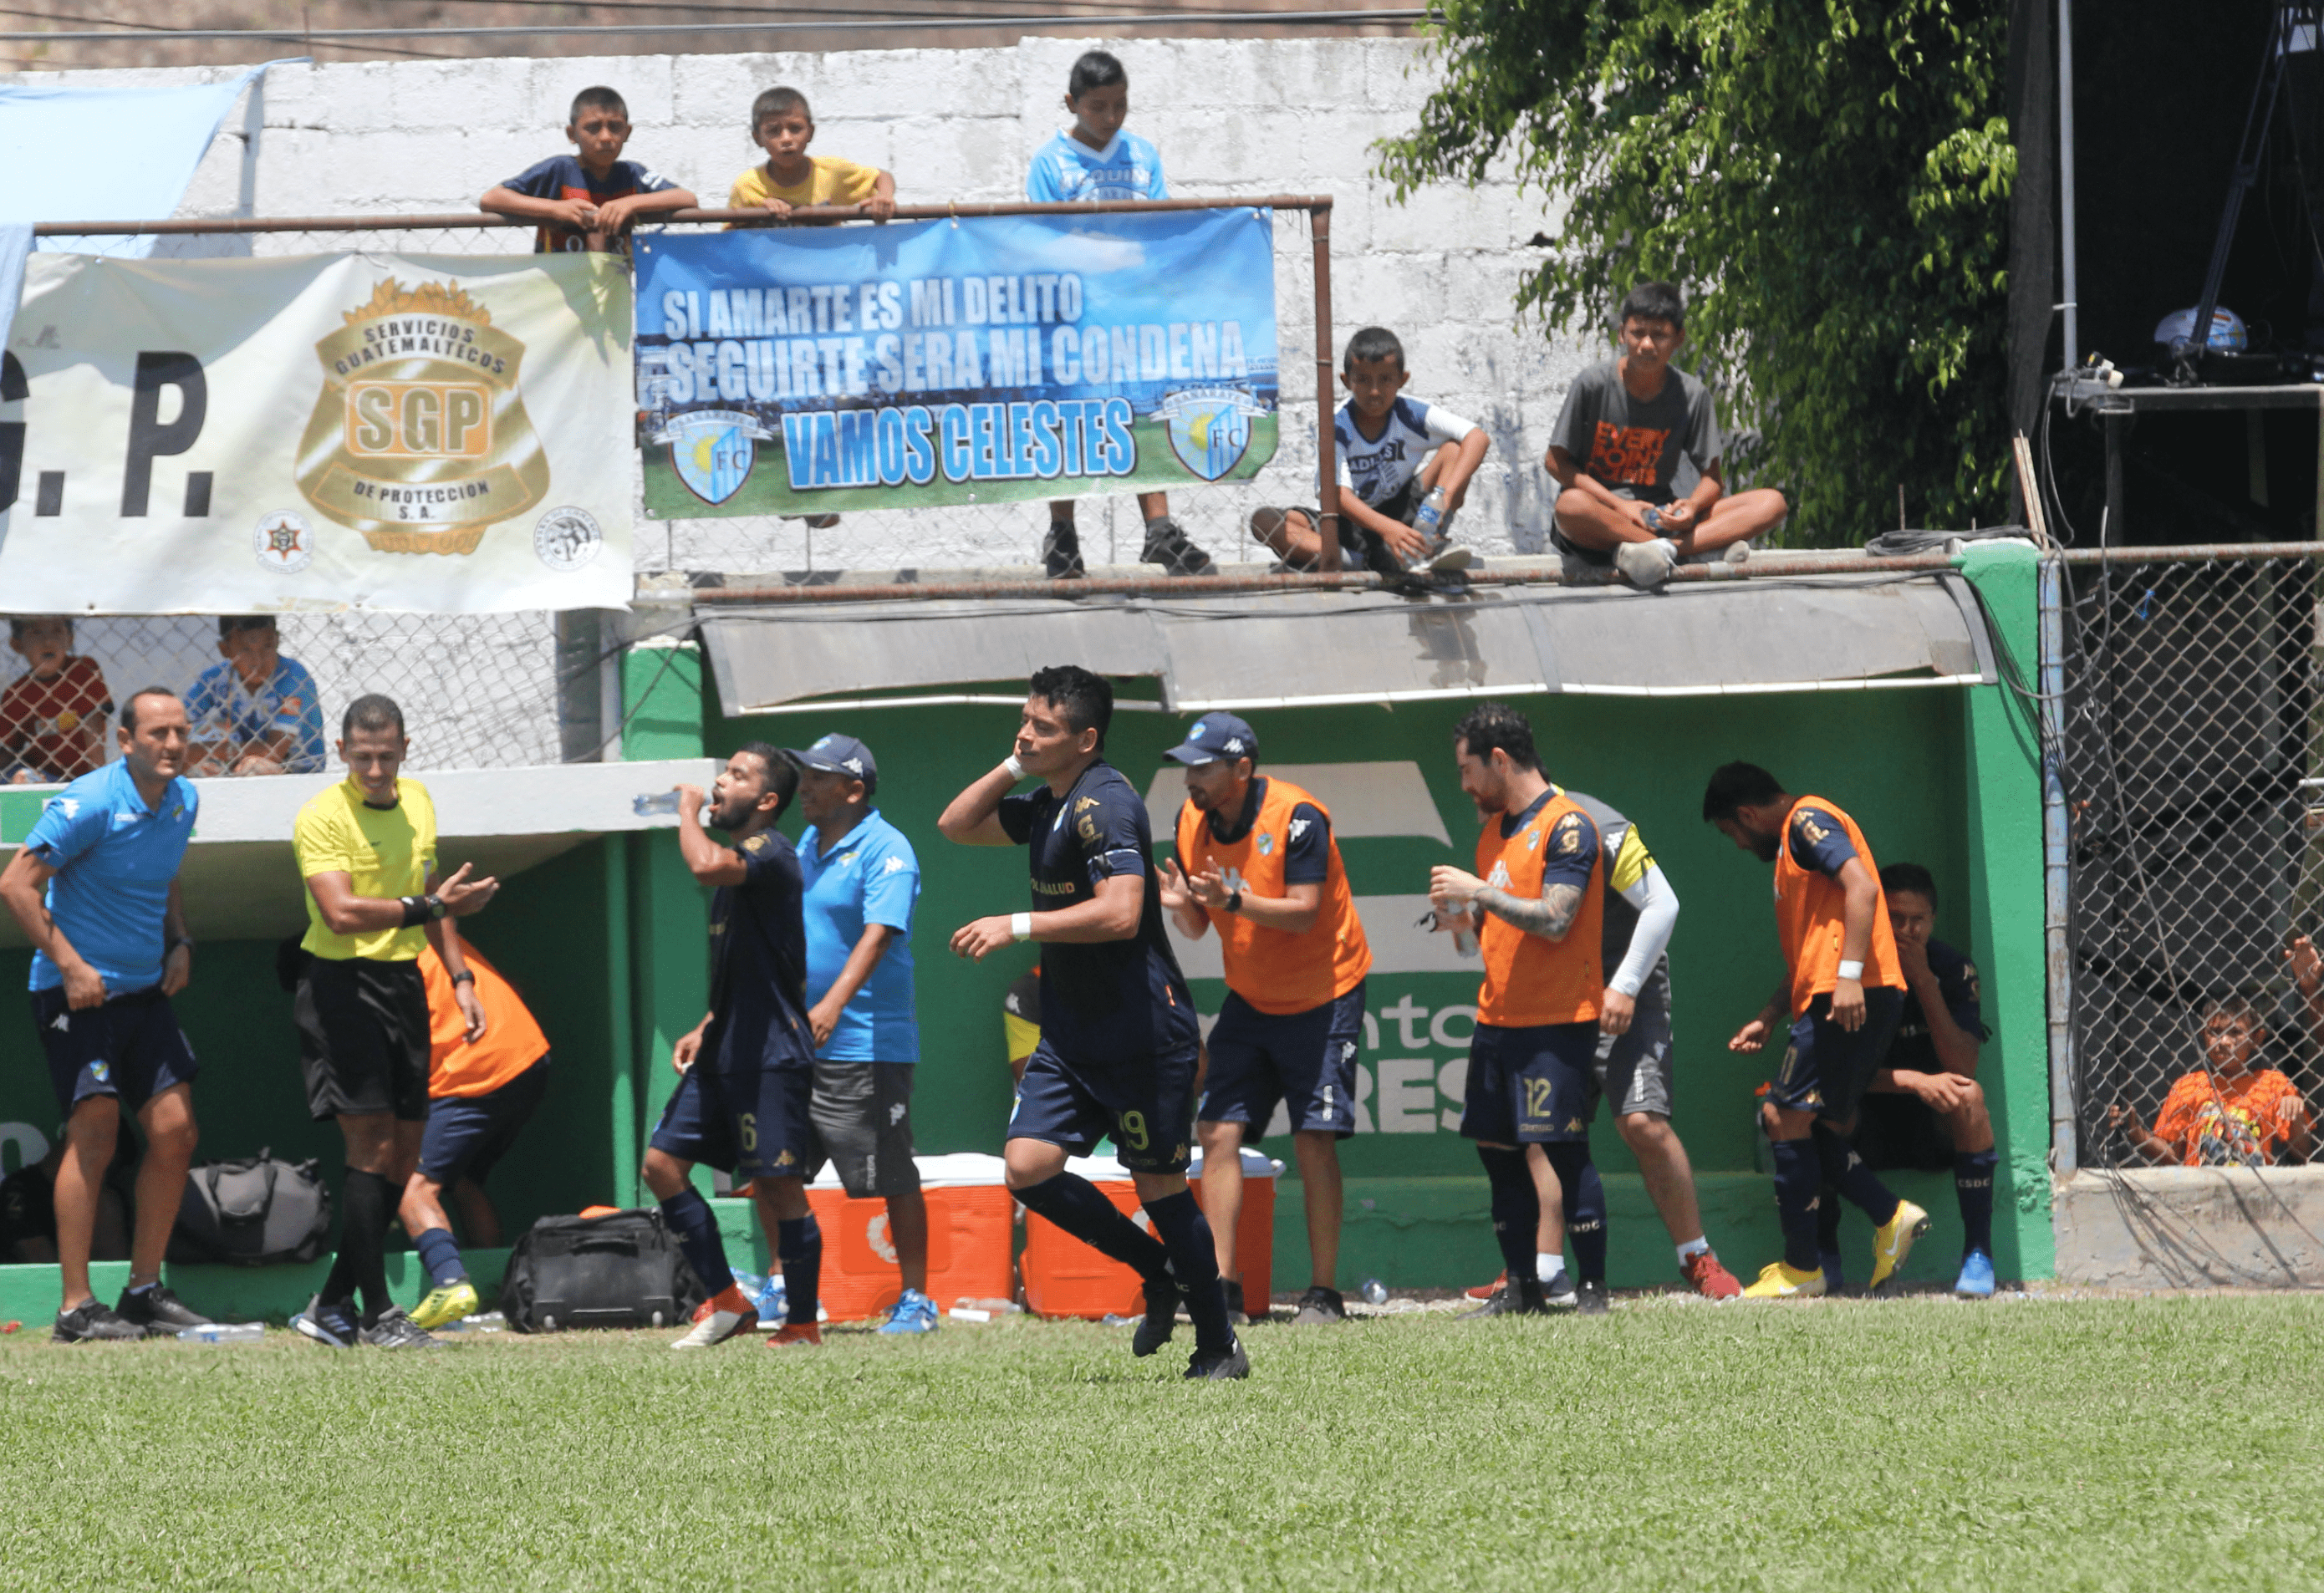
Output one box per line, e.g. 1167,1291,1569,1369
1522,1077,1555,1121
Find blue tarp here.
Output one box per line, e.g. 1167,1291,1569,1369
0,63,298,257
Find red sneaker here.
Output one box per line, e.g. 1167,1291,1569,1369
767,1321,823,1347
1679,1249,1744,1300
1464,1270,1507,1302
670,1285,757,1350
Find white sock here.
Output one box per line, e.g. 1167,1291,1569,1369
1534,1253,1562,1285
1675,1237,1710,1264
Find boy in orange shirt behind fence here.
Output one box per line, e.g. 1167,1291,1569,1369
2109,994,2314,1168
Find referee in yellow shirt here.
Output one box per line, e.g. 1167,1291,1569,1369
288,695,498,1350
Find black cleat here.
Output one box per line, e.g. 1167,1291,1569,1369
359,1307,442,1350
1140,518,1217,578
292,1295,359,1348
1576,1280,1611,1316
1042,522,1085,580
1221,1278,1250,1326
1185,1339,1251,1381
52,1299,145,1343
1291,1285,1347,1326
1131,1274,1180,1357
1456,1280,1547,1319
115,1283,211,1337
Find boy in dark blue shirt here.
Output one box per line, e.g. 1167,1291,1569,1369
482,85,696,255
939,665,1246,1379
644,745,827,1349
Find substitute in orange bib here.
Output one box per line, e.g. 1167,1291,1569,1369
1703,761,1927,1300
399,942,552,1330
1159,714,1370,1327
1428,703,1611,1317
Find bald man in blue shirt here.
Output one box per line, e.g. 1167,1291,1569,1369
0,688,211,1342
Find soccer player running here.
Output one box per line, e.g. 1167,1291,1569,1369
290,695,497,1351
0,689,209,1341
1427,704,1614,1317
940,665,1246,1380
645,746,827,1350
1157,713,1370,1326
1703,761,1929,1298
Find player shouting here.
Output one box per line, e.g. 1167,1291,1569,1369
940,665,1246,1380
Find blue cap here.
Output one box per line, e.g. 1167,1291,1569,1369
782,733,877,791
1162,714,1257,766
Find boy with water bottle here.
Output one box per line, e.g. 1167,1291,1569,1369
1250,326,1488,577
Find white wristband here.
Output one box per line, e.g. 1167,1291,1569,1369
1003,755,1026,780
1837,959,1864,981
1011,912,1032,941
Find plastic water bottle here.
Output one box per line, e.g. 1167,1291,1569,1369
632,791,682,817
176,1321,264,1344
1405,486,1450,568
1360,1279,1389,1306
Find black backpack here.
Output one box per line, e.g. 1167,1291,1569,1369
499,1208,705,1332
167,1151,333,1267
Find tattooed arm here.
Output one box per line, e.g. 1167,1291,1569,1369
1427,867,1583,942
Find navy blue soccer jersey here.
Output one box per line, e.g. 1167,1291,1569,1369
1888,937,1988,1074
1200,777,1332,886
1786,805,1858,877
706,827,813,1069
500,154,677,254
999,761,1198,1061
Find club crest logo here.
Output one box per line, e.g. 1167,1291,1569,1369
652,410,773,506
297,278,548,556
1257,832,1274,856
1153,387,1267,482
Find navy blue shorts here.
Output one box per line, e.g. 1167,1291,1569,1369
417,1056,550,1186
650,1049,820,1183
1459,1020,1599,1145
1008,1038,1200,1174
33,985,198,1118
1200,983,1364,1143
1769,987,1908,1125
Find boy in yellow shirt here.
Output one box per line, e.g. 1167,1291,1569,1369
729,87,896,223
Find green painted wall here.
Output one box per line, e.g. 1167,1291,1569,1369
704,650,2038,1290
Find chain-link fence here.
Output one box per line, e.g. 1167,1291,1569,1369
2061,547,2324,1169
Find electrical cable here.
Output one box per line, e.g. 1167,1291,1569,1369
0,8,1430,43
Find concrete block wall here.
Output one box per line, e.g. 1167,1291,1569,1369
10,39,1602,569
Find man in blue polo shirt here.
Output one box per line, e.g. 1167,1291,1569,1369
0,688,212,1341
787,734,931,1334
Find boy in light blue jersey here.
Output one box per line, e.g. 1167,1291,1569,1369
186,616,325,776
1025,50,1216,583
786,734,933,1334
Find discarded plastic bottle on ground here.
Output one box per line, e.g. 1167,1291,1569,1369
177,1322,264,1344
1360,1279,1389,1306
633,791,682,817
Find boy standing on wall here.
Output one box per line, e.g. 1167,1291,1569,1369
1026,50,1216,582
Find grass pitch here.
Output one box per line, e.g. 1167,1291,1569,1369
4,1291,2320,1590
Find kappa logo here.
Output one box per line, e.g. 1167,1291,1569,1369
889,1102,907,1126
1486,861,1513,889
51,797,79,820
50,1012,69,1032
1224,737,1245,754
882,856,906,874
1288,817,1310,843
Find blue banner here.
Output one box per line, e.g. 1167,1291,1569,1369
634,207,1278,517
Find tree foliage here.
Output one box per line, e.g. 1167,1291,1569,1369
1378,0,2015,542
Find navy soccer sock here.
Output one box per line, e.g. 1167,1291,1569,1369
1769,1137,1823,1273
1812,1123,1901,1227
1814,1181,1846,1280
1142,1190,1235,1355
1476,1145,1542,1281
1014,1172,1172,1283
659,1187,735,1299
413,1226,468,1288
1542,1143,1607,1285
336,1168,395,1326
777,1214,823,1326
1955,1148,1999,1256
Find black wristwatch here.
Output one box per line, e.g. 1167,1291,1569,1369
1225,888,1244,915
450,970,476,986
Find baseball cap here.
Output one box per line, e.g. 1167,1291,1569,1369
781,733,877,791
1161,714,1258,766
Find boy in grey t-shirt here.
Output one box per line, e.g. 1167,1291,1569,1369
1544,281,1788,587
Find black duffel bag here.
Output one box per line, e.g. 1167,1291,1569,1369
499,1208,704,1332
167,1150,333,1266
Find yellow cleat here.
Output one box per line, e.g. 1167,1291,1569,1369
1741,1260,1826,1299
1868,1199,1932,1293
409,1280,479,1331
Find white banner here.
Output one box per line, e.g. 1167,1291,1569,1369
0,251,633,613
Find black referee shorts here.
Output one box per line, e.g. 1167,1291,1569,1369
295,955,431,1123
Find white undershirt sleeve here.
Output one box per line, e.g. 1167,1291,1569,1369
1608,861,1679,998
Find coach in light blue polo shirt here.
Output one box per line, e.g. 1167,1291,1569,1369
786,733,934,1334
0,687,210,1342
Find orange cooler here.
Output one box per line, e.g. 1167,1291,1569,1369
1020,1152,1277,1320
803,1154,1016,1321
